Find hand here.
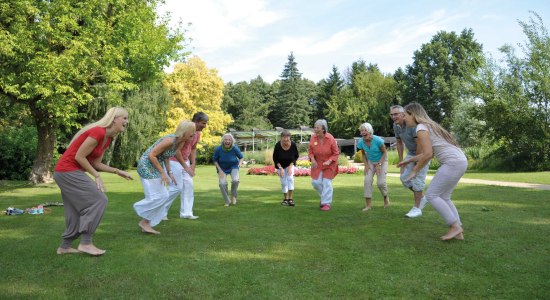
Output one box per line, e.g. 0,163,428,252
311,160,318,169
186,168,195,177
278,167,284,178
323,160,331,166
218,172,226,179
375,164,381,175
161,173,169,187
169,174,177,186
95,176,106,192
116,170,133,180
288,165,294,176
397,160,409,168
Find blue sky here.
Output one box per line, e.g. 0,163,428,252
158,0,549,83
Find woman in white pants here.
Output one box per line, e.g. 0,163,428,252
272,130,299,206
134,121,195,234
398,102,467,241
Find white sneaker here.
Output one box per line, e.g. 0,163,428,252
419,196,429,210
405,207,422,218
162,216,169,221
181,215,199,220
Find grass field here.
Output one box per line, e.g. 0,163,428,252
1,166,549,299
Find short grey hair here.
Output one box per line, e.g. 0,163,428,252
221,133,236,145
390,105,405,113
359,122,374,134
281,129,291,137
314,119,328,133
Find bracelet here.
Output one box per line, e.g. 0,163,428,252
168,171,173,174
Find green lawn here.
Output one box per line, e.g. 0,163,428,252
1,166,549,299
383,164,550,185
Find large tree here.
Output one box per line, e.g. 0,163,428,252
222,76,273,130
326,60,397,138
0,0,185,183
399,29,484,126
163,56,232,148
475,12,550,171
314,65,344,121
269,52,311,129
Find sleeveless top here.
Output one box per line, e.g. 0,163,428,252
137,134,178,179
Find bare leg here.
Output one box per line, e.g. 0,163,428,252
362,198,372,211
383,195,390,208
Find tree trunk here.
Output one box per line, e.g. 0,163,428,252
28,106,57,184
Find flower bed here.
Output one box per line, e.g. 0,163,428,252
247,165,359,176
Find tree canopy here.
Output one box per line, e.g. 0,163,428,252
0,0,185,183
163,56,232,148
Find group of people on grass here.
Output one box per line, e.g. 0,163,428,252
53,102,466,256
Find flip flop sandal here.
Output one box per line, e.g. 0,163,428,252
288,199,295,206
281,199,290,206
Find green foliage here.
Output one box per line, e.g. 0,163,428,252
314,65,344,121
222,76,273,130
108,83,173,168
0,0,186,182
449,97,485,147
337,154,350,166
474,12,550,171
0,126,37,180
269,52,312,128
243,150,269,165
326,61,397,138
398,29,484,127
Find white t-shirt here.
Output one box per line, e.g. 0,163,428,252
416,124,466,165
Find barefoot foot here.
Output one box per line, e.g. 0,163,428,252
138,220,160,235
77,244,106,256
441,225,463,241
454,232,464,240
56,247,80,255
383,197,390,208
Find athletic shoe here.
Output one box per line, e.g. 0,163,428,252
181,215,199,220
405,207,422,218
320,205,331,211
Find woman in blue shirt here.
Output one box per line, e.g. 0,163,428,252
213,133,244,206
357,122,389,211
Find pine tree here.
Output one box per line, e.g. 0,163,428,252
269,52,311,128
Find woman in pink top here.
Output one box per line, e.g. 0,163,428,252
308,119,340,211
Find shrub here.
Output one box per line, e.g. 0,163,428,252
0,126,37,180
338,154,350,166
264,149,274,166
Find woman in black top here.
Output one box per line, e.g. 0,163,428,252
273,130,300,206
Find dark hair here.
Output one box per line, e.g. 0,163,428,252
192,112,209,122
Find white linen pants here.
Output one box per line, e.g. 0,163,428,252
164,160,195,217
312,171,333,206
134,177,170,227
277,166,295,193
